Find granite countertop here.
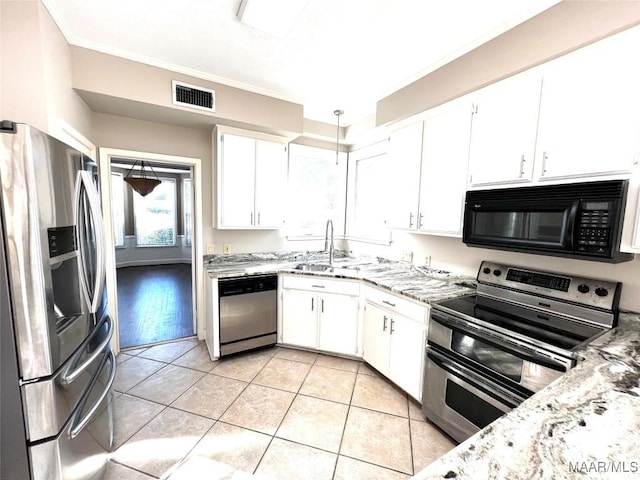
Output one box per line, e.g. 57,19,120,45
411,311,640,480
205,251,477,304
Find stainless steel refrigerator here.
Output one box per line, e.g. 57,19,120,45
1,121,115,480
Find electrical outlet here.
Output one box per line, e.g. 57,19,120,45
424,255,432,267
402,251,413,263
223,244,232,254
206,244,215,255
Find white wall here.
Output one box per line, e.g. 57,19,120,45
116,235,192,268
0,1,92,139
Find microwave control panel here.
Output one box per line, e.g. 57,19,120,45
576,201,612,255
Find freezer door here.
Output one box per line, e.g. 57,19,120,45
0,123,107,381
22,315,113,443
0,214,31,480
29,348,115,480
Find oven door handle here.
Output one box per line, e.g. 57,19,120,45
431,312,568,373
427,349,522,409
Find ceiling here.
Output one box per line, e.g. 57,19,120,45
43,0,559,126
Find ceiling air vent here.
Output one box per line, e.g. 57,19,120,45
172,80,215,113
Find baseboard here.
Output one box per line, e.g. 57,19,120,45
116,259,192,268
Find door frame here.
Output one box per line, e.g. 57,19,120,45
98,148,204,354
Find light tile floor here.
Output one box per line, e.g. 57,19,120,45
106,338,456,479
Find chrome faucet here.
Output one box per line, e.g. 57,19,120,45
324,219,334,265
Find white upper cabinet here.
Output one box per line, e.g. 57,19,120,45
467,70,543,187
385,122,424,230
216,127,287,229
254,139,288,227
418,96,473,236
536,27,640,181
217,133,255,228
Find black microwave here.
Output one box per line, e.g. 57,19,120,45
462,180,633,263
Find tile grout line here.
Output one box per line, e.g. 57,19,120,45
108,458,161,479
406,394,416,476
127,347,276,478
112,343,248,476
331,363,359,480
251,348,322,475
114,344,445,478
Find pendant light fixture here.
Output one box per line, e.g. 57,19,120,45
334,109,344,165
124,160,161,197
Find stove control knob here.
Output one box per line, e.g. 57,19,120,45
595,287,609,297
493,269,502,276
483,267,491,275
577,284,590,294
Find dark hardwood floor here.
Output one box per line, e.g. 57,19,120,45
116,264,194,348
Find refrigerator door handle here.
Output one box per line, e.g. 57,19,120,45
60,316,114,385
70,350,116,439
74,172,91,312
75,171,106,315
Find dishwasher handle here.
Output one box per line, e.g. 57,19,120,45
218,275,277,297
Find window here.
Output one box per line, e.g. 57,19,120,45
286,144,347,237
111,172,125,248
346,141,392,243
183,177,192,247
134,177,177,246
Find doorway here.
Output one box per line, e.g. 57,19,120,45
111,159,193,347
98,149,204,354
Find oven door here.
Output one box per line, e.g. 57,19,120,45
429,309,570,393
422,347,525,444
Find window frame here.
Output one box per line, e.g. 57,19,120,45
285,143,348,239
133,176,178,247
110,171,126,248
183,177,193,247
345,140,393,244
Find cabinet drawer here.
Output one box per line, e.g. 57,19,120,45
282,275,360,296
364,286,426,322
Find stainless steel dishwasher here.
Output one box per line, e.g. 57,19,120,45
218,274,277,356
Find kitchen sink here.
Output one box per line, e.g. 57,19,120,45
294,263,333,272
293,263,362,273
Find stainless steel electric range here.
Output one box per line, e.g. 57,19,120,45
422,261,621,443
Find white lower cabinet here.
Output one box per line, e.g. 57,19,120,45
363,287,428,402
279,276,428,400
281,289,318,349
362,303,391,374
280,275,360,356
318,294,360,355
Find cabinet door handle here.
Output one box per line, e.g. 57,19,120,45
541,151,549,175
382,300,396,308
321,299,324,313
382,315,388,331
257,212,261,225
390,319,395,335
250,212,254,225
519,155,526,178
311,285,325,289
418,213,423,230
409,212,414,228
311,298,314,311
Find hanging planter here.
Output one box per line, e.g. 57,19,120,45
124,160,161,196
